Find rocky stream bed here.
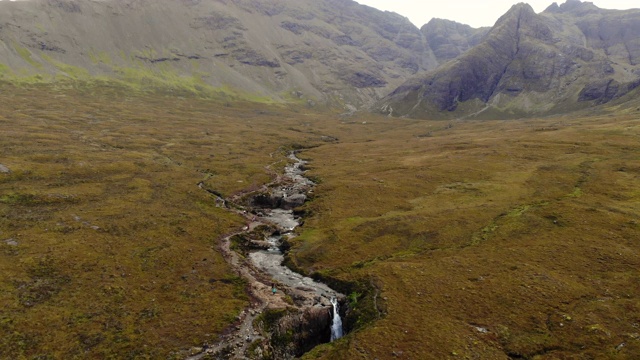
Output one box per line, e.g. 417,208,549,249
188,152,345,359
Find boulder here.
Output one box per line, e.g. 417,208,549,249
273,307,332,357
282,194,306,210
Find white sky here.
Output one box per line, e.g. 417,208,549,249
355,1,640,28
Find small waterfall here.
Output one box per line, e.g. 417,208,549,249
330,297,343,341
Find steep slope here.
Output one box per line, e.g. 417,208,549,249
380,0,640,119
0,0,435,108
421,18,489,64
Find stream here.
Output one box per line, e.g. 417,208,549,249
248,153,338,302
188,151,344,359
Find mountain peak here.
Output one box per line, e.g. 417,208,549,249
544,0,599,14
494,2,537,27
545,2,560,12
511,2,535,10
507,2,536,15
424,18,475,29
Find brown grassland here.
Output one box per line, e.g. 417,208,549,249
296,111,640,359
0,82,639,359
0,83,328,359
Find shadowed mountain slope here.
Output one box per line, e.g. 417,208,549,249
380,0,640,119
421,18,490,64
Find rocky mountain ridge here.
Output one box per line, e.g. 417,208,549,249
380,0,640,118
1,0,639,117
0,0,443,109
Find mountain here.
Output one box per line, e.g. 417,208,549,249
421,18,489,64
1,0,639,118
380,0,640,119
0,0,437,108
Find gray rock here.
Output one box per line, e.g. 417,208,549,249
248,240,272,250
0,164,10,174
272,307,332,355
474,326,489,334
4,239,18,246
282,194,306,209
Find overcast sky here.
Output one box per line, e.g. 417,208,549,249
354,0,640,28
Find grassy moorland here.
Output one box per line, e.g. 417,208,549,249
0,83,332,359
1,81,639,359
291,112,640,359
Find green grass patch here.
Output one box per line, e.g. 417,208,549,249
0,63,10,77
566,187,583,198
41,54,91,79
12,42,43,69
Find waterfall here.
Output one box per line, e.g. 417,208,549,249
330,297,343,341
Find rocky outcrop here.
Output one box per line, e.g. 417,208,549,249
342,70,388,89
47,0,82,13
265,306,333,358
250,192,306,210
573,10,640,67
579,78,640,103
282,194,307,210
380,0,640,119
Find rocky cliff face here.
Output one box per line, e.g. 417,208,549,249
380,0,640,119
421,18,489,64
0,0,435,109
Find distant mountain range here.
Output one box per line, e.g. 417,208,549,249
0,0,639,118
381,0,640,118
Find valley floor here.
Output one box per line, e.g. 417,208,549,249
1,84,639,359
